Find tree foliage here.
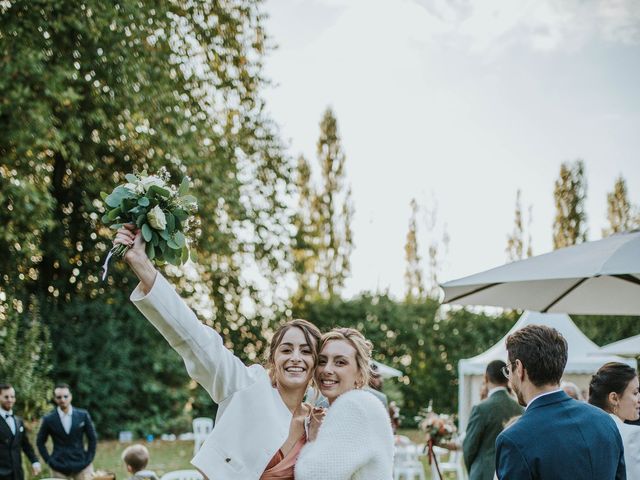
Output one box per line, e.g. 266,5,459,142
552,160,588,249
1,0,291,436
0,296,52,421
603,175,638,237
506,189,533,262
314,108,354,298
404,198,424,301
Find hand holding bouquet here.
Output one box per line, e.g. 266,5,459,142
100,168,198,279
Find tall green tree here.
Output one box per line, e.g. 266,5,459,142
404,198,424,301
0,296,52,421
315,107,354,298
506,189,533,261
1,0,292,435
603,175,637,236
552,160,588,249
292,154,321,307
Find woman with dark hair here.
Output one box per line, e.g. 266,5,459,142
589,362,640,479
114,226,321,480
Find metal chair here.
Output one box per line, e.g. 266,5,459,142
192,417,213,455
160,470,203,480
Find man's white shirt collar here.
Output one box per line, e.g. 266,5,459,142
1,406,16,434
488,386,508,397
526,388,563,410
57,405,73,433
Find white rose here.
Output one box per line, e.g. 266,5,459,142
147,205,167,230
139,175,165,191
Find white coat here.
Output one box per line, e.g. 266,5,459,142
295,389,394,480
131,274,293,480
610,413,640,480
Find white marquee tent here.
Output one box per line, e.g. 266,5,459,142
457,311,636,431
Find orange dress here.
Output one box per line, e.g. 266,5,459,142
260,436,306,480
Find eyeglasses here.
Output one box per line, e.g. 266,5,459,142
55,395,70,400
501,361,517,379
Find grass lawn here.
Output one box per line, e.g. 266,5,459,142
30,429,450,480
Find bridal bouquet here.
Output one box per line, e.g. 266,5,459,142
100,168,198,278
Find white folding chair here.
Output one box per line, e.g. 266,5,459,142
192,417,213,455
394,443,426,480
160,470,203,480
431,446,468,480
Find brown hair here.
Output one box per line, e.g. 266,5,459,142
121,444,150,472
267,318,321,386
505,324,568,387
320,327,373,388
589,362,638,412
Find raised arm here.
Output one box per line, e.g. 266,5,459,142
116,226,257,403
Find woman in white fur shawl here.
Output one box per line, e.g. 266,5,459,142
295,328,394,480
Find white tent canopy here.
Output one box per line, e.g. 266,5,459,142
458,311,636,431
371,360,403,379
600,334,640,357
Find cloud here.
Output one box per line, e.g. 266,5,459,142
413,0,640,53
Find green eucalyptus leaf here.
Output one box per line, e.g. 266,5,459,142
189,249,198,263
141,223,152,242
173,208,188,222
178,177,190,196
167,237,180,250
173,231,186,247
148,185,171,198
166,212,175,232
100,191,109,201
159,229,170,241
136,214,146,228
146,242,155,260
138,196,150,207
106,207,122,221
125,173,138,183
181,246,189,263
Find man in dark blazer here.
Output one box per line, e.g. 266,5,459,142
496,325,626,479
0,384,40,480
37,384,97,480
463,361,523,480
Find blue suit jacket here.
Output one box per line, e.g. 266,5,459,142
36,408,96,475
495,390,625,480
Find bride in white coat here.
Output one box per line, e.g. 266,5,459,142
295,328,394,480
114,226,321,480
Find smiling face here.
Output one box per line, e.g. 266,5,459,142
616,376,640,422
271,327,316,392
316,339,362,404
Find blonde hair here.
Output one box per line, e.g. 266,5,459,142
266,318,322,386
321,327,373,388
121,444,150,473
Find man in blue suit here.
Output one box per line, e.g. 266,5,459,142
36,384,96,480
496,324,626,480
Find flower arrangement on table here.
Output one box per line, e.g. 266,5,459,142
99,168,198,279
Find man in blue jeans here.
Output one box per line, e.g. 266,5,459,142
495,325,626,479
37,384,97,480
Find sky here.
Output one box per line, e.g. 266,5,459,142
260,0,640,300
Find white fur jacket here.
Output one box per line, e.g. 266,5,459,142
295,389,394,480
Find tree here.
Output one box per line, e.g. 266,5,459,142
603,176,637,236
315,107,354,298
292,155,321,306
0,296,52,421
506,189,533,261
404,198,424,300
552,160,588,249
1,0,292,436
